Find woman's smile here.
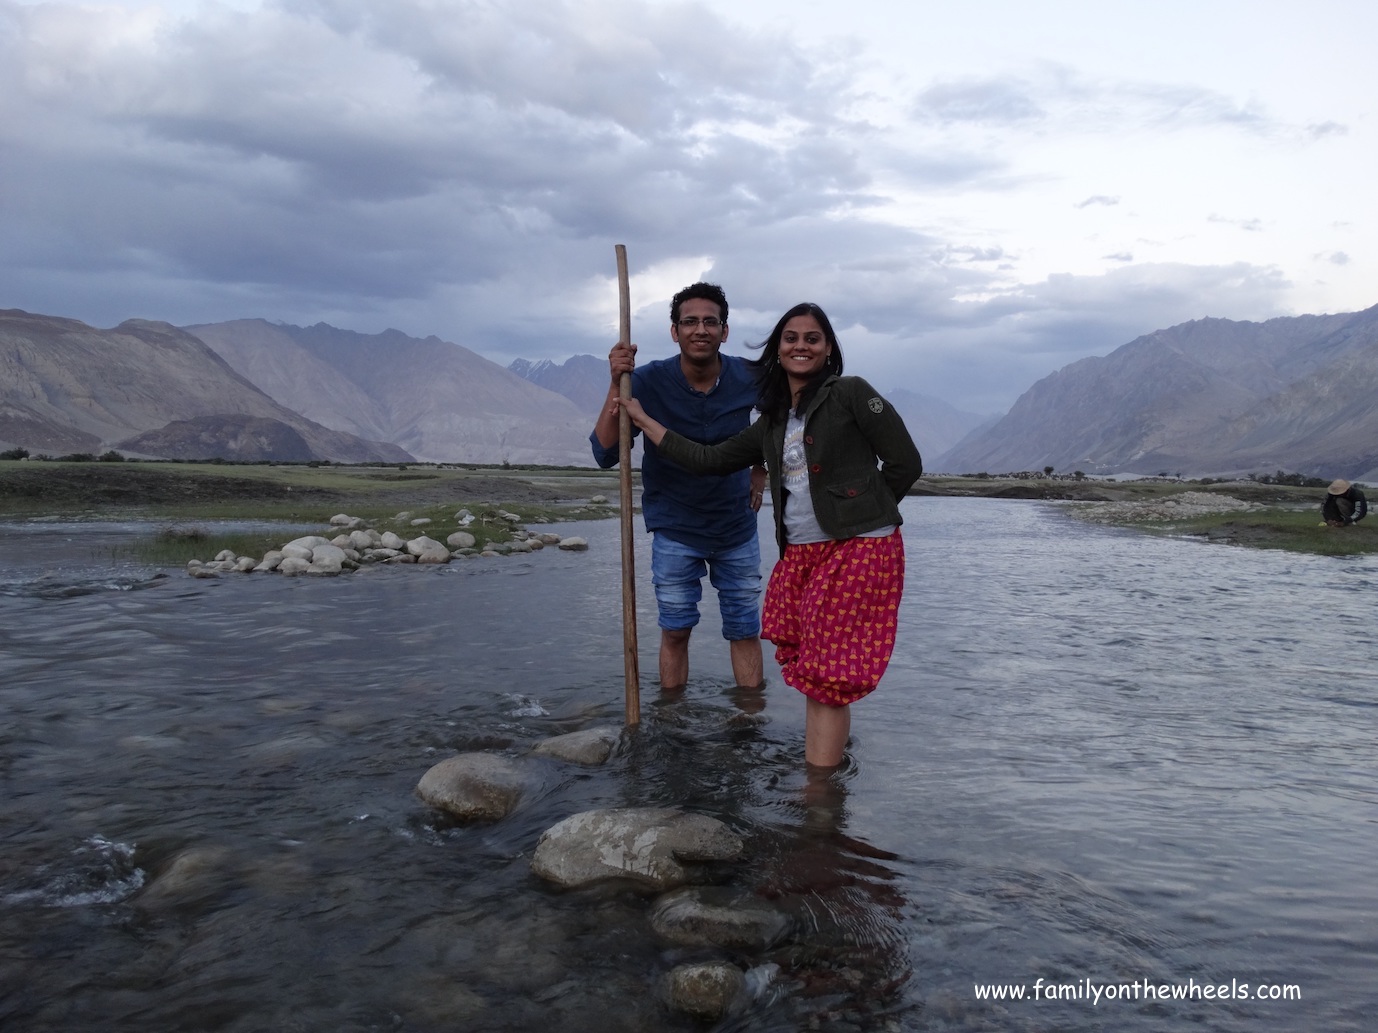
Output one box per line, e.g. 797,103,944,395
779,314,830,384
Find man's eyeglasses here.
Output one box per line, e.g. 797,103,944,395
676,317,724,330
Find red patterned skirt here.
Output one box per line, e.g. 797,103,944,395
762,531,905,707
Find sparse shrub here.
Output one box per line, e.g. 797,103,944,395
99,450,125,462
1252,469,1330,488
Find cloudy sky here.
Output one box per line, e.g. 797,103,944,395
3,0,1374,414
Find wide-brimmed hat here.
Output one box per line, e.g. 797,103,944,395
1329,479,1351,494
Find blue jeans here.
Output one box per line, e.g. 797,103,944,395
650,534,762,640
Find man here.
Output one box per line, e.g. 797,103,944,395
591,282,767,692
1322,478,1368,526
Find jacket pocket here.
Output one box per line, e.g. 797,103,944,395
824,476,886,526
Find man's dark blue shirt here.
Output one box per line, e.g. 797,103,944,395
590,353,758,553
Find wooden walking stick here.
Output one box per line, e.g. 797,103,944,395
615,244,641,724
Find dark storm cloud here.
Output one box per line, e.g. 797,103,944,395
0,0,1311,414
2,0,873,300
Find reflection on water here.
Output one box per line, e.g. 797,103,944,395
0,500,1375,1031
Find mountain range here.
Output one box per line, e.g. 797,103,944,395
4,303,1375,479
935,303,1378,481
507,355,611,418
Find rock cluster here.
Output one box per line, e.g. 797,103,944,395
413,733,786,1023
186,510,589,577
413,728,628,825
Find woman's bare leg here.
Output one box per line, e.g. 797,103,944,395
804,697,851,768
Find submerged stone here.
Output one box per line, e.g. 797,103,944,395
663,961,747,1021
530,726,621,766
649,885,791,949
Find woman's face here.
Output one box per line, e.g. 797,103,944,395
778,314,829,382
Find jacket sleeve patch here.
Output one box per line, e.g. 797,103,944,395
867,397,884,414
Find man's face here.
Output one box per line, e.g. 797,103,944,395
670,297,728,365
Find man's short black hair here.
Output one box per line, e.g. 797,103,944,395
670,282,728,325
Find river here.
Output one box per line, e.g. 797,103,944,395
1,498,1374,1031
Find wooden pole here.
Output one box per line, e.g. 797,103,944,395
615,244,641,725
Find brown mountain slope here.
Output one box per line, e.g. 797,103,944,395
0,310,411,463
185,320,596,465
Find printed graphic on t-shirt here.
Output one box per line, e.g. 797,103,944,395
782,414,808,493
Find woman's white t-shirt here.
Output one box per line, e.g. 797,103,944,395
780,410,895,544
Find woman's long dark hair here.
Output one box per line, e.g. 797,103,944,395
750,302,845,421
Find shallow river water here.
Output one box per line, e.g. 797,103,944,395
1,498,1375,1031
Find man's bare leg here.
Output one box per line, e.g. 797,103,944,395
730,636,764,690
659,628,692,692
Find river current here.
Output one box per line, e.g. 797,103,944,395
1,498,1374,1031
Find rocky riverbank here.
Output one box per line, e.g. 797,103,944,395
1069,490,1264,523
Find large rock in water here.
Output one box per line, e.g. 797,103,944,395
530,808,743,891
415,753,527,822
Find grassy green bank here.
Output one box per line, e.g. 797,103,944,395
1136,508,1378,556
920,474,1376,557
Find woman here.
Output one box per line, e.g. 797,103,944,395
617,302,922,767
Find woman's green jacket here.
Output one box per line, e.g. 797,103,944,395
655,375,923,557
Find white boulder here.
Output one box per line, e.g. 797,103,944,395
530,808,743,891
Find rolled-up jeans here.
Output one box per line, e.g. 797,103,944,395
650,533,762,640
